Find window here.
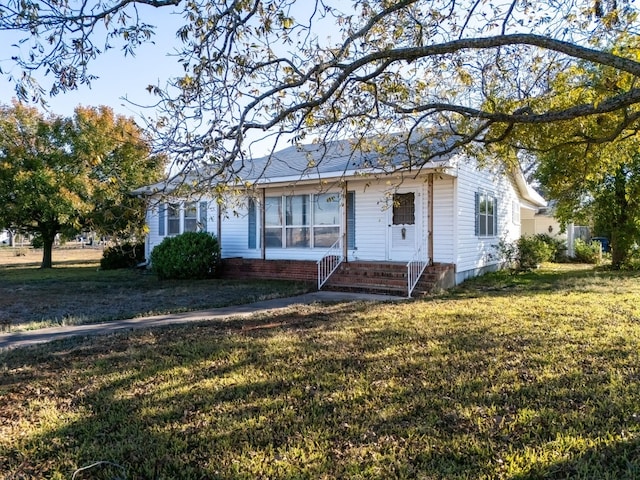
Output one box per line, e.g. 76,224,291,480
199,201,208,231
476,192,497,237
313,193,340,248
160,201,206,236
286,195,310,248
264,192,342,249
265,196,283,247
392,193,415,225
183,202,197,232
512,200,521,225
167,203,180,235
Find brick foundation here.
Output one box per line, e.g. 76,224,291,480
221,258,318,284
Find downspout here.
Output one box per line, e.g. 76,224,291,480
428,173,434,265
261,188,266,260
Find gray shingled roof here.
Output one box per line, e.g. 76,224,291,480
132,134,461,196
235,136,454,182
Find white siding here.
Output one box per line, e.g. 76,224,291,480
454,159,522,283
221,187,343,261
433,176,455,263
216,178,431,263
145,198,218,261
347,178,429,262
142,156,538,287
348,179,390,261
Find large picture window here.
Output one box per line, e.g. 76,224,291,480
264,193,341,248
476,192,497,237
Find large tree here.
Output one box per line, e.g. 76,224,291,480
2,1,640,184
534,141,640,269
0,102,165,268
474,38,640,268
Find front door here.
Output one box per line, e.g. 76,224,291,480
388,191,417,261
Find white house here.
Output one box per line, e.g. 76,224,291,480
135,137,546,296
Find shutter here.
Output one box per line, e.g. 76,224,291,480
199,201,208,232
347,191,356,249
493,197,498,236
158,203,166,236
474,192,479,236
248,198,257,249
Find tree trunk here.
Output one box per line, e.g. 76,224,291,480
610,167,630,270
40,232,56,269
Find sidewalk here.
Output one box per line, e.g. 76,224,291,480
0,291,405,351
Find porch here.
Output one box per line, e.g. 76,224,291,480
221,258,455,297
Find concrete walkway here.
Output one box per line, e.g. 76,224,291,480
0,291,405,351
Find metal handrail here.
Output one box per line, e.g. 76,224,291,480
407,242,429,297
317,238,343,290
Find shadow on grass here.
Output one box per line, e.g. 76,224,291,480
2,293,640,479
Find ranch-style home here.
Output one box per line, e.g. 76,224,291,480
134,137,546,296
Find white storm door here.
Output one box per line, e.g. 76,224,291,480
388,191,417,261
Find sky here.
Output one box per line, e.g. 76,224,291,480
0,6,185,121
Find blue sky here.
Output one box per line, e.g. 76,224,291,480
0,6,184,120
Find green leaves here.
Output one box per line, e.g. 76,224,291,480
0,102,165,267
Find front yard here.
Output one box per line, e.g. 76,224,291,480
0,246,310,331
1,264,640,478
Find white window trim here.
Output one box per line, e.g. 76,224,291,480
162,201,206,237
264,192,341,249
476,190,498,238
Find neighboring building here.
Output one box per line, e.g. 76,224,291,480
521,206,563,238
134,137,546,296
521,205,588,258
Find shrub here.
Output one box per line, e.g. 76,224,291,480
622,245,640,270
100,242,146,270
151,231,221,280
573,238,602,264
516,235,553,271
534,233,568,263
497,235,553,273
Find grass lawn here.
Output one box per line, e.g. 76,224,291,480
0,246,310,331
1,265,640,478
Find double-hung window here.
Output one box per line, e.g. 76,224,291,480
286,195,310,247
167,203,181,235
183,202,198,232
476,191,497,237
313,193,340,247
265,196,283,247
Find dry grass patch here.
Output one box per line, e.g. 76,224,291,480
1,266,640,479
0,247,310,331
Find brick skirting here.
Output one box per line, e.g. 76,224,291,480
221,258,317,283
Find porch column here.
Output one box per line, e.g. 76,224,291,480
261,188,266,260
343,181,348,261
428,173,434,264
